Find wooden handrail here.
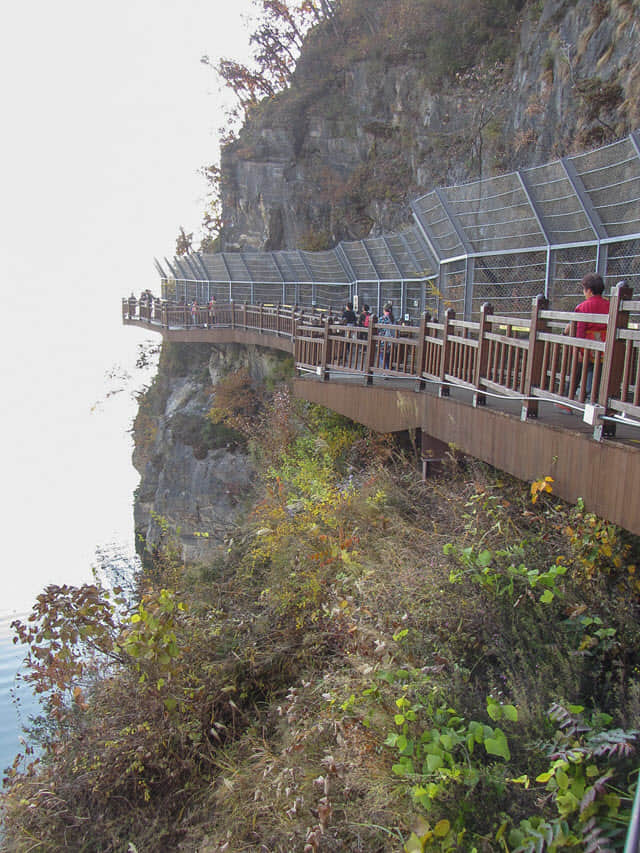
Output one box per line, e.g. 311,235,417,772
122,294,640,432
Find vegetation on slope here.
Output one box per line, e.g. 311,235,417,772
3,361,640,852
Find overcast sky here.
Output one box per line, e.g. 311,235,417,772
0,0,254,617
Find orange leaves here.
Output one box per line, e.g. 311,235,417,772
530,475,554,505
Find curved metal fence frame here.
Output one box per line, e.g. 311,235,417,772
155,131,640,323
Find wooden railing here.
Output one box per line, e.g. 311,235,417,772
123,282,640,436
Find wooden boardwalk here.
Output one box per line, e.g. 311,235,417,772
123,290,640,534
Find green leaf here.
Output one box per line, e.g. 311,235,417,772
536,769,555,783
440,733,454,750
434,819,450,838
484,729,510,761
487,699,501,722
540,589,554,603
426,753,444,772
503,704,518,722
404,832,425,853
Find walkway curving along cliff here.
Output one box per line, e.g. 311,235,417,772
123,289,640,535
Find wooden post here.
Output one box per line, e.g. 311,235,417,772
596,280,633,438
414,311,429,391
473,302,493,406
242,302,247,330
161,302,168,327
439,308,455,397
292,310,299,367
521,294,549,420
364,315,377,385
320,315,331,380
259,303,264,333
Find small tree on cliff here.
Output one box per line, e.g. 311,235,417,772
202,0,337,137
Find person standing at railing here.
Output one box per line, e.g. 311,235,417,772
341,302,357,325
563,273,609,399
191,299,198,327
358,304,371,327
208,295,216,326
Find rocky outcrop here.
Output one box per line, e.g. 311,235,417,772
132,342,290,564
220,0,640,251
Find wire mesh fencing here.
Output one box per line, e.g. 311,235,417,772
156,132,640,324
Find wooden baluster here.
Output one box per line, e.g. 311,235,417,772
162,303,168,327
259,303,264,333
521,294,549,420
242,302,247,330
596,281,633,439
439,308,455,397
473,302,493,407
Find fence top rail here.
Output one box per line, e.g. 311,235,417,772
540,309,611,324
486,314,531,328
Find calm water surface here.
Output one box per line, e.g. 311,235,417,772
0,613,39,774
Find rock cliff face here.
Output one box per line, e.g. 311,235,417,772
220,0,640,251
132,342,290,563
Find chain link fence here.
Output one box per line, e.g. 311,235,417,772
156,132,640,324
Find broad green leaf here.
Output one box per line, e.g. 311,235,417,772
484,729,510,761
426,753,444,772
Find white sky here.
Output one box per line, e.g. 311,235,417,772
0,0,254,618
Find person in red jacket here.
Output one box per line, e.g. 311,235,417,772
566,273,609,399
